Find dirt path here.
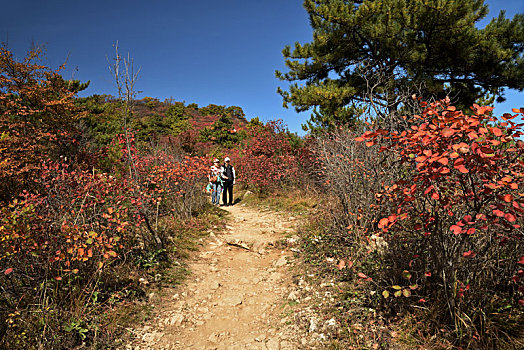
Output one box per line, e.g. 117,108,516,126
127,203,306,350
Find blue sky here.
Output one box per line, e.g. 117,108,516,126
1,0,523,134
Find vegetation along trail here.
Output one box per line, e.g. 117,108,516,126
128,203,307,349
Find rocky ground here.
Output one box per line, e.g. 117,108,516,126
124,203,333,350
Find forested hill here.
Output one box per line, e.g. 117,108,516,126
79,94,253,154
133,97,248,131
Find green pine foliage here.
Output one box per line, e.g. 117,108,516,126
78,95,123,148
199,114,242,148
276,0,524,130
164,102,191,136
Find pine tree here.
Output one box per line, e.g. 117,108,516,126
276,0,524,130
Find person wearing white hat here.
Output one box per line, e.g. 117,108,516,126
221,156,236,206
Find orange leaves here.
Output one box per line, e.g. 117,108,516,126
467,131,479,140
378,217,389,228
357,272,367,278
463,250,476,258
450,225,462,235
349,100,524,316
441,127,455,137
505,213,517,223
456,165,469,174
337,259,352,270
491,127,503,137
437,157,449,166
452,142,469,153
472,104,494,116
103,250,118,259
378,215,397,231
493,209,505,217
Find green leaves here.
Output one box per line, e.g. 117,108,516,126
278,0,524,128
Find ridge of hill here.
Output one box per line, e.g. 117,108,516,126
134,97,249,132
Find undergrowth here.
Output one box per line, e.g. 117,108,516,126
1,204,227,349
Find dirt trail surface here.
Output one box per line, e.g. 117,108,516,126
127,204,307,350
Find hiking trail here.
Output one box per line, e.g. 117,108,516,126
126,203,309,350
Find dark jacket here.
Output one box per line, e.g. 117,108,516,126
222,164,235,184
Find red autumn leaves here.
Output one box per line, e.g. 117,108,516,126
357,99,524,280
239,120,302,190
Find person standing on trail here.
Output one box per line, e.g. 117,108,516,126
208,158,223,206
221,156,235,206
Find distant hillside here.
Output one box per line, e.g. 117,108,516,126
79,95,253,155
133,97,249,132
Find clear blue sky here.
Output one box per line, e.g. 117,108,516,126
1,0,523,135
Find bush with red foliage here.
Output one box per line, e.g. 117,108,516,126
239,120,300,191
0,47,210,348
357,99,524,345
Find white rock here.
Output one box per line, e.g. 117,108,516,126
280,341,293,350
274,256,287,267
266,337,280,350
287,291,299,301
325,318,337,330
167,314,183,326
255,334,266,342
309,317,319,333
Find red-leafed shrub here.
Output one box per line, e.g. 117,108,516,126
0,147,209,347
239,120,300,191
358,99,524,345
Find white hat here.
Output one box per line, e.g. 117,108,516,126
224,157,231,162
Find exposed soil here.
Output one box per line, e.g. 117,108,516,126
126,203,309,350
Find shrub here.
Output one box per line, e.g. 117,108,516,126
239,120,300,192
0,45,83,203
357,99,524,347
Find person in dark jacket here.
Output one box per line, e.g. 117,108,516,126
221,156,235,206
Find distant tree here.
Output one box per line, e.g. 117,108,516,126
200,104,227,117
79,95,123,148
186,102,198,109
247,117,264,129
226,105,247,121
62,78,90,93
165,102,190,136
199,114,241,148
276,0,524,130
